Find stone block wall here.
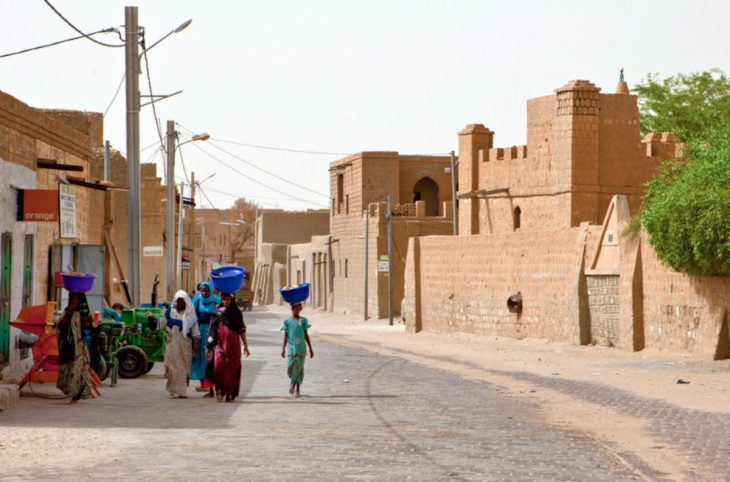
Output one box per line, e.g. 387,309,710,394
586,275,620,346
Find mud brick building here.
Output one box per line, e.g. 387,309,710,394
329,152,453,318
252,209,329,305
403,79,729,359
0,91,100,377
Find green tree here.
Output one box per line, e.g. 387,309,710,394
634,69,730,142
642,127,730,276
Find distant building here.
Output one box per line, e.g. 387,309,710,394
251,209,329,304
328,152,453,318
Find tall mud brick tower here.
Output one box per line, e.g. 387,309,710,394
458,124,493,234
554,80,601,226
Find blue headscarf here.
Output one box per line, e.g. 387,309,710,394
194,281,220,318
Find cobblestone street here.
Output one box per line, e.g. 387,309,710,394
0,308,666,481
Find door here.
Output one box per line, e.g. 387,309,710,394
22,235,33,307
0,233,12,362
77,245,105,314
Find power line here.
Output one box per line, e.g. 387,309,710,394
0,29,117,59
141,46,168,178
42,0,125,48
102,68,128,118
187,141,328,208
203,139,329,199
210,135,451,157
211,137,351,156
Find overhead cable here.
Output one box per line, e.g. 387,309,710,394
187,141,328,208
42,0,125,48
211,137,350,156
204,140,329,199
141,47,168,177
0,29,117,59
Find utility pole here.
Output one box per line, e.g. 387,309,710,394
363,209,368,320
188,171,196,291
124,6,141,306
165,120,176,301
387,195,393,326
103,140,111,182
176,181,184,289
450,150,458,235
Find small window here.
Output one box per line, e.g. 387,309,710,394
337,174,344,214
344,259,348,278
513,206,522,230
346,194,350,214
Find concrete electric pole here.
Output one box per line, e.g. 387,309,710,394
165,120,176,301
188,171,196,292
125,6,142,306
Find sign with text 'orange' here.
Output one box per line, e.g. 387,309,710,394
17,189,59,222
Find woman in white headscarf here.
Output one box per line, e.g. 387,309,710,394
163,290,200,398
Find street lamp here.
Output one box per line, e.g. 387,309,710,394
165,121,209,301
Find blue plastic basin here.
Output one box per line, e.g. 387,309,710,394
61,273,96,293
279,282,310,304
210,266,246,293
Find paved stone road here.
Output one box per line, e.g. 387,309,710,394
2,309,654,481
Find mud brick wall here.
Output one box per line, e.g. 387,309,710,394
586,275,620,346
404,228,585,342
639,232,730,359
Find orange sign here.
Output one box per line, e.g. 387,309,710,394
18,189,59,222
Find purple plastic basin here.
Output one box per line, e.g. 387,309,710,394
210,266,246,293
279,282,310,304
61,273,96,293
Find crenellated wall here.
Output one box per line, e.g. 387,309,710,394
458,80,683,235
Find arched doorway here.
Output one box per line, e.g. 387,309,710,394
413,177,439,216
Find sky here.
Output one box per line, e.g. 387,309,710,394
2,0,729,211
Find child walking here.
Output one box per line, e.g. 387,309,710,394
280,302,314,398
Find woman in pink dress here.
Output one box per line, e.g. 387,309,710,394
206,292,250,402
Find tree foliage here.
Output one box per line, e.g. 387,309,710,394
229,197,258,261
642,128,730,276
634,69,730,142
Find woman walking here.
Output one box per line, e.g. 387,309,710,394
56,292,95,403
164,291,200,398
207,292,250,402
192,281,219,397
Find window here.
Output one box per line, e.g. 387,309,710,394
346,194,350,215
336,173,344,214
344,259,348,278
513,206,522,230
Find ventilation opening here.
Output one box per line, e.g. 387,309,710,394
513,206,521,230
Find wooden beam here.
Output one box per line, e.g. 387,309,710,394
37,159,84,172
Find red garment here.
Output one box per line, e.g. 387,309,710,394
211,323,241,398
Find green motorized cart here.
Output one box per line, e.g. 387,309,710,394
115,307,167,379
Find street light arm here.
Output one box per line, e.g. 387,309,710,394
140,18,192,55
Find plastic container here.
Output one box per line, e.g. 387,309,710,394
279,282,310,304
210,266,246,293
61,273,96,293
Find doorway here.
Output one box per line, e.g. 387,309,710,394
413,177,440,216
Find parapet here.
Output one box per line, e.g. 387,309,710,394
642,132,683,158
482,145,528,162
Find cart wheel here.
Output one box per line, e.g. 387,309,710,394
95,357,109,382
117,345,148,379
144,362,155,375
